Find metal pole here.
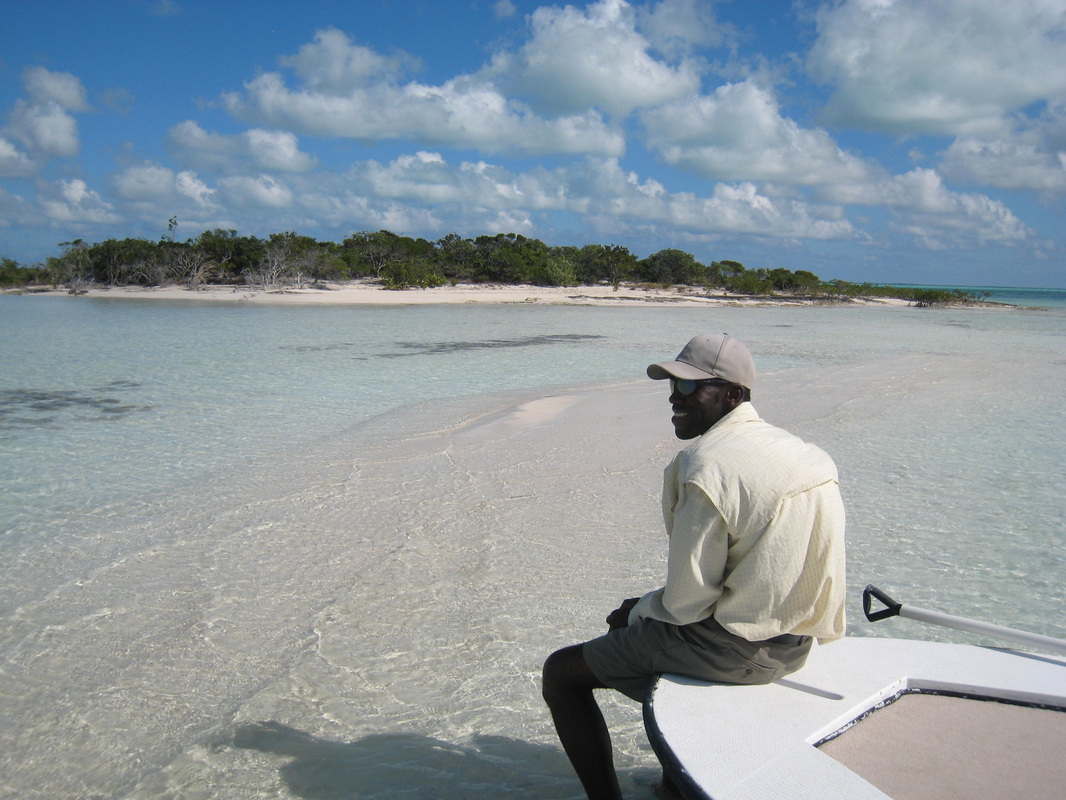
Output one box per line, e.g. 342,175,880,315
863,585,1066,656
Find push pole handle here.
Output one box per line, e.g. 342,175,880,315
861,583,1066,655
863,585,902,622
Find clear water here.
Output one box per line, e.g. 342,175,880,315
895,285,1066,308
1,293,1063,799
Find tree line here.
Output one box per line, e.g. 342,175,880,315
1,228,981,305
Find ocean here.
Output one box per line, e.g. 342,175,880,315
1,288,1064,798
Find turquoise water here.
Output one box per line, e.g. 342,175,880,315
977,286,1066,307
893,284,1066,308
1,293,1064,799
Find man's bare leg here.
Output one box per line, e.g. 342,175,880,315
542,644,623,800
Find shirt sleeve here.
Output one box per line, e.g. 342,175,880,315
630,482,729,626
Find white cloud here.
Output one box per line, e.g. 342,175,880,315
0,136,36,178
113,163,217,207
492,0,701,117
223,67,624,157
113,163,177,201
938,103,1066,193
493,0,517,20
941,136,1066,193
242,129,317,172
808,0,1066,136
308,152,857,242
820,167,1033,246
641,80,876,185
23,66,91,112
0,185,36,227
6,99,81,158
219,175,294,208
638,0,734,57
167,121,317,173
175,171,215,205
1,68,90,167
279,27,419,93
223,28,622,156
294,187,446,235
41,179,120,223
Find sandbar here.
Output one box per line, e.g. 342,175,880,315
8,280,911,307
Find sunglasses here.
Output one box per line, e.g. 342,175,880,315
670,378,730,396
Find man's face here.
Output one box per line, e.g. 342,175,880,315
669,380,736,440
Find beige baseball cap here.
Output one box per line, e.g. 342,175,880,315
646,333,756,389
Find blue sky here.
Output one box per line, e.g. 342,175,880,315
2,0,1065,287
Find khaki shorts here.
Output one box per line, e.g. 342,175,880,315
583,615,812,702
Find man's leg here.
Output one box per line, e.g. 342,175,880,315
542,644,623,800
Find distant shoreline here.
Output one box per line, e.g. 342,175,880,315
3,280,950,308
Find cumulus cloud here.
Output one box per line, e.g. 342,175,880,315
641,80,876,185
2,68,92,163
637,0,734,58
306,151,856,242
491,0,701,116
219,175,294,208
113,162,216,206
221,28,624,157
41,179,120,223
567,159,856,239
24,67,92,112
809,0,1066,136
168,121,317,173
279,27,419,92
0,136,37,178
939,103,1066,193
0,185,36,227
6,100,81,159
819,167,1032,246
493,0,517,20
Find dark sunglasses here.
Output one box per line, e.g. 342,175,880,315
670,377,730,396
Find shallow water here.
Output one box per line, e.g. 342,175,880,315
0,294,1063,799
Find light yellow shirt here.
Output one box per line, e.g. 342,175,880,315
631,403,846,643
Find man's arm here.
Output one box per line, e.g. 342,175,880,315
631,483,730,626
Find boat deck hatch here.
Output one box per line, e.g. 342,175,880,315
818,692,1066,800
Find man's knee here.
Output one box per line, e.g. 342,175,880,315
542,644,602,705
541,647,572,704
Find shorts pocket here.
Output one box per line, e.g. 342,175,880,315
718,643,778,684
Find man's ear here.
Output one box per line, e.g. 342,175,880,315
724,383,746,408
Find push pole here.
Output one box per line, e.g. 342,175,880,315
863,585,1066,656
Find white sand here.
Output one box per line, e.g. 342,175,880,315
14,280,910,307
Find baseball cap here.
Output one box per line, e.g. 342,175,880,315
646,333,756,389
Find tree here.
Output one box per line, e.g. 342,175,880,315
528,253,578,286
724,271,770,294
472,233,550,283
793,270,821,292
435,233,477,281
248,232,325,288
48,239,92,289
575,244,637,286
380,260,446,289
191,229,263,282
637,249,704,285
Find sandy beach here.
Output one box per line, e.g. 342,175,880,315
9,280,913,307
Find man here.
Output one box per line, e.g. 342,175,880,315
542,333,846,800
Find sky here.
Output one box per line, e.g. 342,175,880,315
2,0,1065,288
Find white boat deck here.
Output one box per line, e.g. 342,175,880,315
644,637,1066,800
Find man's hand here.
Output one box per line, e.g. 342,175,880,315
606,597,641,631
